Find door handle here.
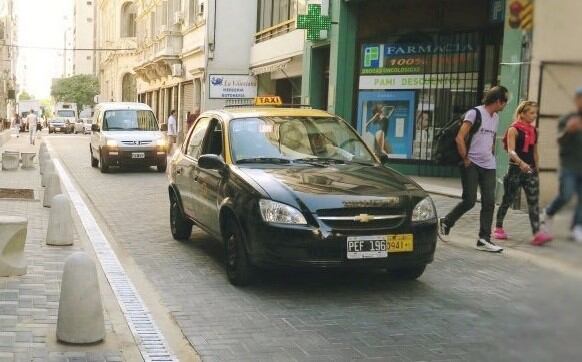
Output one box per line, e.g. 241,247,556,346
176,167,182,175
193,173,199,182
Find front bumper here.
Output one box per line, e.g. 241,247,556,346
103,147,167,166
245,218,437,269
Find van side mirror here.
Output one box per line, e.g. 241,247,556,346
160,123,168,132
91,124,100,132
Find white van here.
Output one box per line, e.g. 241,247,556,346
89,102,168,173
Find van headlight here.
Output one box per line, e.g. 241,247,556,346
411,196,437,223
106,139,119,147
156,138,168,147
259,200,307,225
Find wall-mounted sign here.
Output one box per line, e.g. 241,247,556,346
361,42,478,75
208,74,257,99
297,1,331,41
359,73,479,90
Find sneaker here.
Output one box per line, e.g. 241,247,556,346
541,213,553,233
574,226,582,243
438,218,450,242
493,227,508,240
476,239,503,253
531,231,553,246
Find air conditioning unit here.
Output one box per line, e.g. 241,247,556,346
171,64,183,77
174,11,184,25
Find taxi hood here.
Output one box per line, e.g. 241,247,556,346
237,164,423,212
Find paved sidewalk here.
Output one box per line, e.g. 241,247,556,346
0,133,136,361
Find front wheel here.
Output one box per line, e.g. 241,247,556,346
99,150,109,173
387,265,426,281
170,194,192,240
90,149,98,168
224,218,255,286
157,160,167,173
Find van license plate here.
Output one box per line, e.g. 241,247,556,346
132,152,145,159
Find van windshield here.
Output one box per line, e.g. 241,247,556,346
103,110,158,131
57,110,75,117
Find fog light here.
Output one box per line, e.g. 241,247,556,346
109,152,119,156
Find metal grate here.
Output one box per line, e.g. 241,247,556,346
51,155,177,362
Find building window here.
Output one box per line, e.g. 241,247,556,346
86,55,92,60
121,2,137,38
87,1,92,5
189,0,200,26
87,17,93,22
257,0,306,31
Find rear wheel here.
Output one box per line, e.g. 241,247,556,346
170,194,192,240
224,218,255,286
99,149,109,173
387,265,426,281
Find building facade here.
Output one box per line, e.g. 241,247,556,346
74,0,97,75
134,0,257,141
0,0,17,120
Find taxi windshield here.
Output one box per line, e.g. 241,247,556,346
229,117,376,165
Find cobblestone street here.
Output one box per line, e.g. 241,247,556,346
45,135,582,362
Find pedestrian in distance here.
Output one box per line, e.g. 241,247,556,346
438,86,509,252
26,110,38,145
493,101,552,245
541,87,582,243
167,109,177,153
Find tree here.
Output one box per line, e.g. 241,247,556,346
18,91,34,101
51,74,100,109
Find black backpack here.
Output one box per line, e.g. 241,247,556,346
433,107,482,166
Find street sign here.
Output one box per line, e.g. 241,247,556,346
297,3,331,41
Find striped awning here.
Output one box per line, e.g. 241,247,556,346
250,58,292,76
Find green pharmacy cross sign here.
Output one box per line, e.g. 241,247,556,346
297,4,331,41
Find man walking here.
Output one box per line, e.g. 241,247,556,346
167,110,177,152
439,86,509,252
26,110,38,145
542,87,582,243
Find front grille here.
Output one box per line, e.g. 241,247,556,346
121,140,152,145
316,208,408,230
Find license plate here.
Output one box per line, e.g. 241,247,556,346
347,236,387,259
132,152,145,159
387,234,414,253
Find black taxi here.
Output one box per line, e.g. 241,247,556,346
168,104,437,285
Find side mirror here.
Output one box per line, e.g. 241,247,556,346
379,154,390,164
91,124,100,132
160,123,168,132
198,154,226,171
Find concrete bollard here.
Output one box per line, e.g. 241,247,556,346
0,216,28,277
46,194,74,246
42,160,54,188
21,152,36,169
43,173,62,208
39,152,50,175
39,142,47,156
57,252,105,344
2,152,19,170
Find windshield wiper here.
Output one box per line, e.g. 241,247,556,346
293,157,346,165
236,157,291,165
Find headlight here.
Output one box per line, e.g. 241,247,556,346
411,196,437,223
156,138,168,146
259,200,307,225
106,139,119,147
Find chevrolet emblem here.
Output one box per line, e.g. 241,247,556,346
355,214,375,223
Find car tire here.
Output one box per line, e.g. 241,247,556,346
157,160,167,173
223,218,255,286
387,265,426,281
99,149,110,173
90,148,99,168
170,194,192,241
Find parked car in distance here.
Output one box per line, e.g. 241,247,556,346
168,104,438,286
89,102,168,173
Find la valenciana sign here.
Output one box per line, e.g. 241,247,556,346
209,75,258,99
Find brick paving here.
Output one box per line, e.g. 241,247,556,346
49,135,582,362
0,134,125,362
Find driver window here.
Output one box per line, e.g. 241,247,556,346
186,118,211,159
201,119,223,157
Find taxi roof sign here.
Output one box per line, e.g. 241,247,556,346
255,96,283,106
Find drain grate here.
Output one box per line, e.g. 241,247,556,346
52,158,178,362
0,188,34,200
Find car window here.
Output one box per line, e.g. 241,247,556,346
103,110,158,131
57,110,75,117
201,119,223,157
187,118,211,159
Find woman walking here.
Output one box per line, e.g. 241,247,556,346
493,101,552,245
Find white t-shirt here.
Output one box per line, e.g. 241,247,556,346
167,115,177,136
26,114,38,130
464,106,499,169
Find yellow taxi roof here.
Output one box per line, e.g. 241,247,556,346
208,107,335,121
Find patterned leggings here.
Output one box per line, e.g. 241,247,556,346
496,165,541,234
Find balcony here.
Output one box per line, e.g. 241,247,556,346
134,31,183,82
255,19,296,43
